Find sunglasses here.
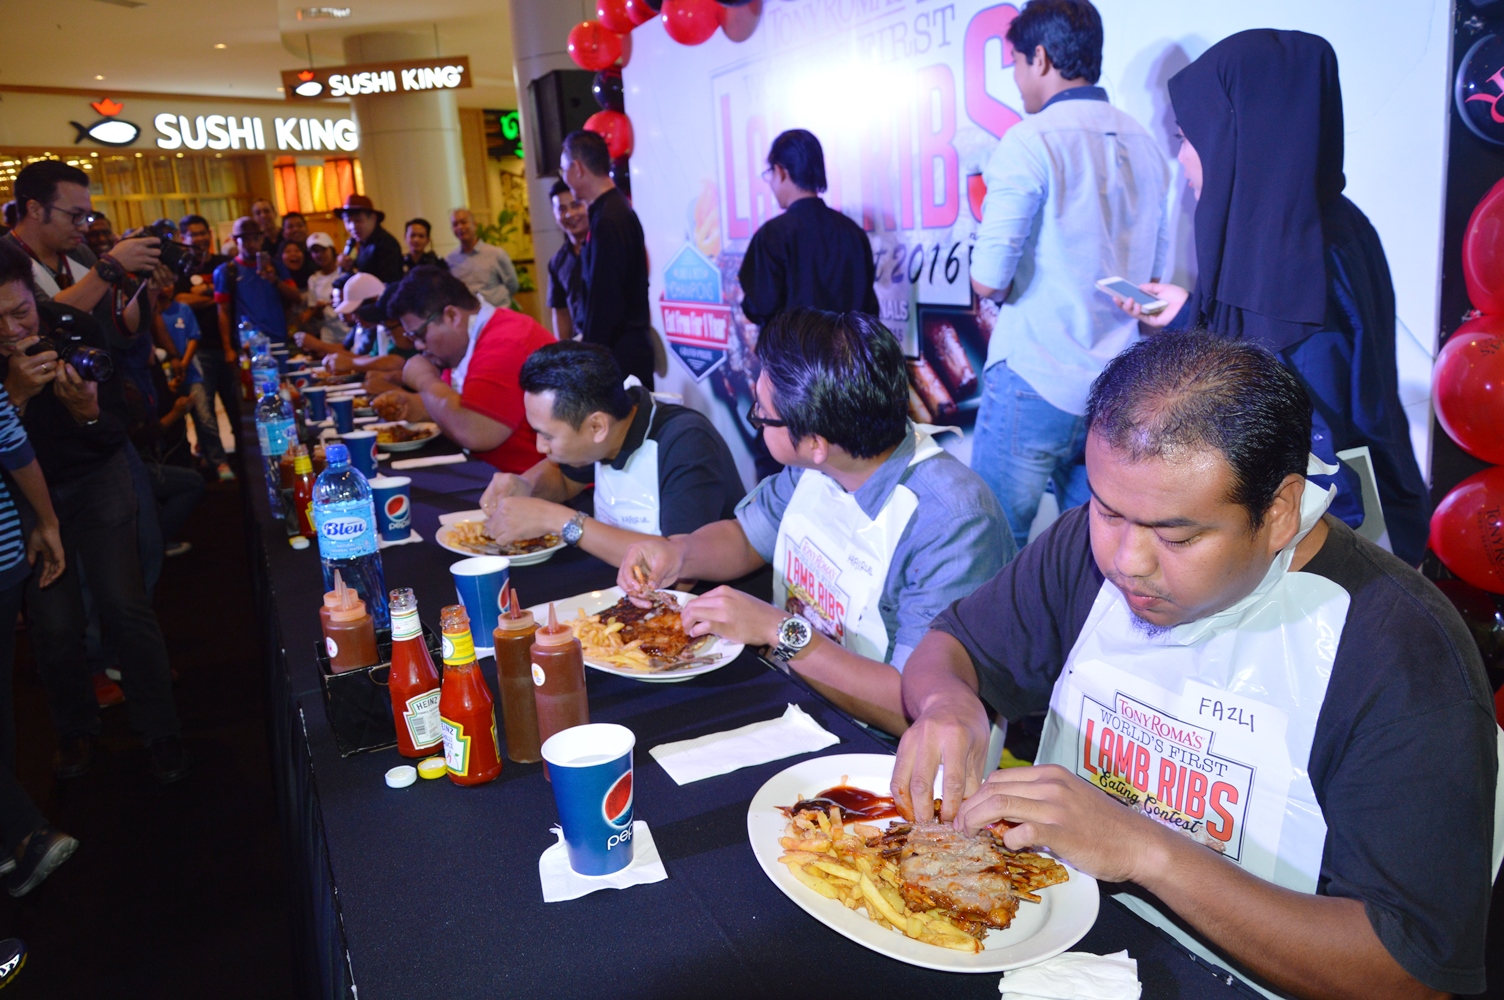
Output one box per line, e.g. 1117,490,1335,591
746,399,786,432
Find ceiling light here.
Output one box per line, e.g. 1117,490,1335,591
276,86,285,92
296,7,352,19
91,0,146,8
213,42,227,49
94,75,105,81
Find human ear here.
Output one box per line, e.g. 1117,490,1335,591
1263,473,1307,555
590,413,611,444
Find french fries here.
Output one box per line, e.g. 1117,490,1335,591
569,610,656,671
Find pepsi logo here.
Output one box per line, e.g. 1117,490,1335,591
602,769,633,829
384,494,410,522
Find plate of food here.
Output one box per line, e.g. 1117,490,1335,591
373,421,441,452
435,516,565,566
748,753,1097,974
525,586,743,683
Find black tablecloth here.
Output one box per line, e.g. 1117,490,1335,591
244,435,1261,1000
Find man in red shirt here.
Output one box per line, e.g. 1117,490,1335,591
372,265,554,472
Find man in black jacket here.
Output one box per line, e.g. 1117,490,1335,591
560,130,655,388
335,194,404,285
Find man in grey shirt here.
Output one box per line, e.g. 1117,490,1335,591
619,309,1013,735
445,208,519,309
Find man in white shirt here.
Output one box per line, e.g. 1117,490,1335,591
445,208,520,310
970,0,1168,551
303,232,347,344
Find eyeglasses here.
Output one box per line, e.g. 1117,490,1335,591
47,204,98,228
760,166,775,184
746,399,786,432
403,312,444,342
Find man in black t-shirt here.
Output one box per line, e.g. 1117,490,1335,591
544,180,589,340
893,333,1497,999
479,340,743,568
173,214,238,454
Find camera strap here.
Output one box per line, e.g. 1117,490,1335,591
7,232,79,293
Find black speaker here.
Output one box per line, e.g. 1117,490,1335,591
528,69,597,179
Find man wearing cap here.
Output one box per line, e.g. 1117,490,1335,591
213,217,300,347
446,208,519,310
334,194,404,285
302,232,347,345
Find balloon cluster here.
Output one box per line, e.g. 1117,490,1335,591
567,1,765,198
1431,178,1504,595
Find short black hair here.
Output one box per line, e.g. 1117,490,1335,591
767,130,827,194
1007,0,1103,85
756,308,908,459
403,217,431,237
519,341,633,429
1,202,17,228
13,160,90,216
0,241,38,298
1085,332,1311,530
562,130,611,177
179,213,210,232
386,265,479,320
281,212,305,226
549,179,572,200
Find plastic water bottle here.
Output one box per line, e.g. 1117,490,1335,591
245,322,278,389
254,375,296,516
313,443,389,629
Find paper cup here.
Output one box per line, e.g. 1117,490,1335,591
329,396,355,433
303,386,328,421
344,430,379,478
541,724,636,875
449,556,510,653
369,475,412,542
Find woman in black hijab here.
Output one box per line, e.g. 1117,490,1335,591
1119,29,1430,564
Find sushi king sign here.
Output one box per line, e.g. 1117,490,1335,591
71,98,141,147
61,95,360,153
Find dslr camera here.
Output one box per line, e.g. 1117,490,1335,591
140,220,189,273
25,310,114,382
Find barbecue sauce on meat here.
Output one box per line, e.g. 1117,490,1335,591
787,785,901,821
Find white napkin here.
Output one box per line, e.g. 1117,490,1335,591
390,453,467,470
376,529,423,550
649,704,840,785
999,951,1141,1000
539,821,667,902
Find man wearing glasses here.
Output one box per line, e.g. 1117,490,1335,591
619,309,1012,736
371,266,554,473
738,130,878,329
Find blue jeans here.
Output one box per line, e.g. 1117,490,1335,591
971,363,1091,551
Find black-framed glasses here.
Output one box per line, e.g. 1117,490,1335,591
47,203,97,228
760,166,775,184
403,312,444,342
746,399,786,432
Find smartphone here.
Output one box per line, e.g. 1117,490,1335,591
1096,276,1168,315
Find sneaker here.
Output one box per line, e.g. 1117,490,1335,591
149,736,191,785
53,733,94,780
216,462,236,482
7,826,78,897
0,938,25,989
92,673,124,708
0,857,14,877
164,541,192,558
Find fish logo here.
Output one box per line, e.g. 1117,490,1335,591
71,98,140,147
294,70,324,98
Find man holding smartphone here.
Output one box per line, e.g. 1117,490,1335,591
969,0,1168,551
212,216,300,347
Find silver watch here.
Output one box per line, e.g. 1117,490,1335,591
770,614,813,663
561,511,587,547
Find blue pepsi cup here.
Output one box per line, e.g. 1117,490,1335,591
541,724,636,875
329,397,354,434
369,475,412,542
344,430,379,478
449,556,510,653
303,387,328,421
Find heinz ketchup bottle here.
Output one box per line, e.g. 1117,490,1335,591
437,605,502,785
387,588,443,759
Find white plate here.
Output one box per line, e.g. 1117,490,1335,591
747,753,1098,974
433,517,565,567
524,586,743,683
372,421,441,452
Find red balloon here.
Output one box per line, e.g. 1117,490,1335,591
1431,466,1504,594
615,30,633,69
597,0,637,34
662,0,722,45
721,0,761,42
567,21,623,72
1432,314,1504,464
585,110,634,159
623,0,658,26
1463,176,1504,314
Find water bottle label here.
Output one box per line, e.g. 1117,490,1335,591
314,498,378,559
265,418,295,457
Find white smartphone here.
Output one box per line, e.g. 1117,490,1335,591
1096,276,1168,315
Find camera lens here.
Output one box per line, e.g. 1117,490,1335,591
64,346,114,382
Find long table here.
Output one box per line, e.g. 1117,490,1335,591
243,435,1262,1000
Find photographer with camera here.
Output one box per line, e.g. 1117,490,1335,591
0,240,189,784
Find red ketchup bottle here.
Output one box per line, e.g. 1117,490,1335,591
437,605,502,785
290,444,316,539
530,602,588,779
387,588,443,759
492,584,542,763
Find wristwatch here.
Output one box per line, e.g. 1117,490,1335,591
94,253,126,284
770,614,814,664
561,511,587,547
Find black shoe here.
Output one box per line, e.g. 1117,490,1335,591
53,733,94,780
149,736,191,784
7,826,77,898
0,939,25,989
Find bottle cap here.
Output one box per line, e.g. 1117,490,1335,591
325,442,350,465
532,602,575,646
494,584,536,633
417,756,447,779
384,765,417,789
289,536,310,550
